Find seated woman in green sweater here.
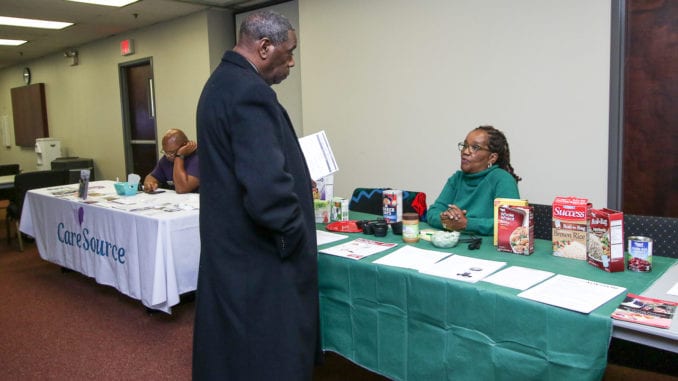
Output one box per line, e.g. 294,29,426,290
427,125,521,236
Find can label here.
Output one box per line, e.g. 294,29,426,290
627,236,653,272
402,223,420,243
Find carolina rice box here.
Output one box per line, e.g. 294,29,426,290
493,198,529,245
552,196,591,260
497,205,534,255
587,208,624,272
382,190,403,223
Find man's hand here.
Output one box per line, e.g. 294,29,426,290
143,175,160,193
177,141,197,157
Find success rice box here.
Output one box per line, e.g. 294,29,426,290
552,196,591,260
587,208,624,272
497,205,534,255
493,198,529,245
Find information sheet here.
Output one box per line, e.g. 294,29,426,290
373,246,450,271
518,274,626,314
299,130,339,180
319,238,397,260
419,254,506,283
482,266,555,290
316,230,348,246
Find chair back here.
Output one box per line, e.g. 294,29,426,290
624,214,678,259
0,164,20,176
349,187,428,221
530,203,553,240
9,170,70,217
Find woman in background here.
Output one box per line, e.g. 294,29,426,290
427,125,521,235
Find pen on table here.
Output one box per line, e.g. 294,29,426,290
434,253,454,264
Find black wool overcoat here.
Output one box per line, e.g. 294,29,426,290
193,50,321,381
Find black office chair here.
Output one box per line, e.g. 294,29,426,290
348,187,428,221
6,170,69,251
0,163,21,201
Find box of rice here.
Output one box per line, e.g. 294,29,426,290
497,205,534,255
587,208,624,272
552,196,591,260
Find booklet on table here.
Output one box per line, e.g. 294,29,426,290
611,293,677,329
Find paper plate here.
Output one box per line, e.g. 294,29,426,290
326,220,362,233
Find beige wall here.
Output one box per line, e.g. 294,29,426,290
298,0,611,206
0,1,613,208
0,9,233,180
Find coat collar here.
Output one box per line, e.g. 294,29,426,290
223,50,259,75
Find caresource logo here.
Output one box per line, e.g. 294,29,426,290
75,206,84,227
58,206,127,264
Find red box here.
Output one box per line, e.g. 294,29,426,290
497,205,534,255
587,208,624,272
552,196,591,260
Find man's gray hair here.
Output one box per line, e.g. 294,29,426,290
239,10,294,45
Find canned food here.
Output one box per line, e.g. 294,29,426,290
627,236,653,272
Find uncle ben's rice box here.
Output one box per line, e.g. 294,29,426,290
552,196,591,260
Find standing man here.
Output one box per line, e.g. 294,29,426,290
193,10,321,381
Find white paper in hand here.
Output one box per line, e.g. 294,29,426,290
298,130,338,180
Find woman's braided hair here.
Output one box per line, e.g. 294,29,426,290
475,125,521,182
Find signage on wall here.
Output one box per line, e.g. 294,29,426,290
120,39,135,56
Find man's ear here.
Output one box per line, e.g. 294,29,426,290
259,38,273,59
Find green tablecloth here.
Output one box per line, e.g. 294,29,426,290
317,213,673,381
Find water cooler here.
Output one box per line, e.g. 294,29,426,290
35,138,62,171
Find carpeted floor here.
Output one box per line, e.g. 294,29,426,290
0,222,675,380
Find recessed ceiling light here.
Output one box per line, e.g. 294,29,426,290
0,16,73,30
66,0,139,6
0,39,27,46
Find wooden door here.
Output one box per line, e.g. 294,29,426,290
120,60,157,178
622,0,678,217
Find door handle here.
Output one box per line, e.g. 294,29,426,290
148,78,156,119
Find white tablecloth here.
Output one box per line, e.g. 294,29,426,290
19,180,200,313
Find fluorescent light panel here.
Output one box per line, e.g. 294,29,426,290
67,0,139,6
0,39,27,46
0,16,73,30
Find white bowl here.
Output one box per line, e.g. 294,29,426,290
431,231,460,248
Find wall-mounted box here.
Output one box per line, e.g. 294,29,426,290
10,83,49,147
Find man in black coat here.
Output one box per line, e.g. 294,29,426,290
193,10,321,380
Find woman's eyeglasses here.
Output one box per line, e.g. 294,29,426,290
457,142,490,154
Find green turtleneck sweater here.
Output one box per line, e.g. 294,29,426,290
427,165,519,236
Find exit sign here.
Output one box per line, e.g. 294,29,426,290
120,39,134,56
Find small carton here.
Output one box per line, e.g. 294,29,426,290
382,189,403,223
314,199,330,223
331,197,349,222
497,205,534,255
493,198,529,245
552,196,591,260
587,208,624,272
